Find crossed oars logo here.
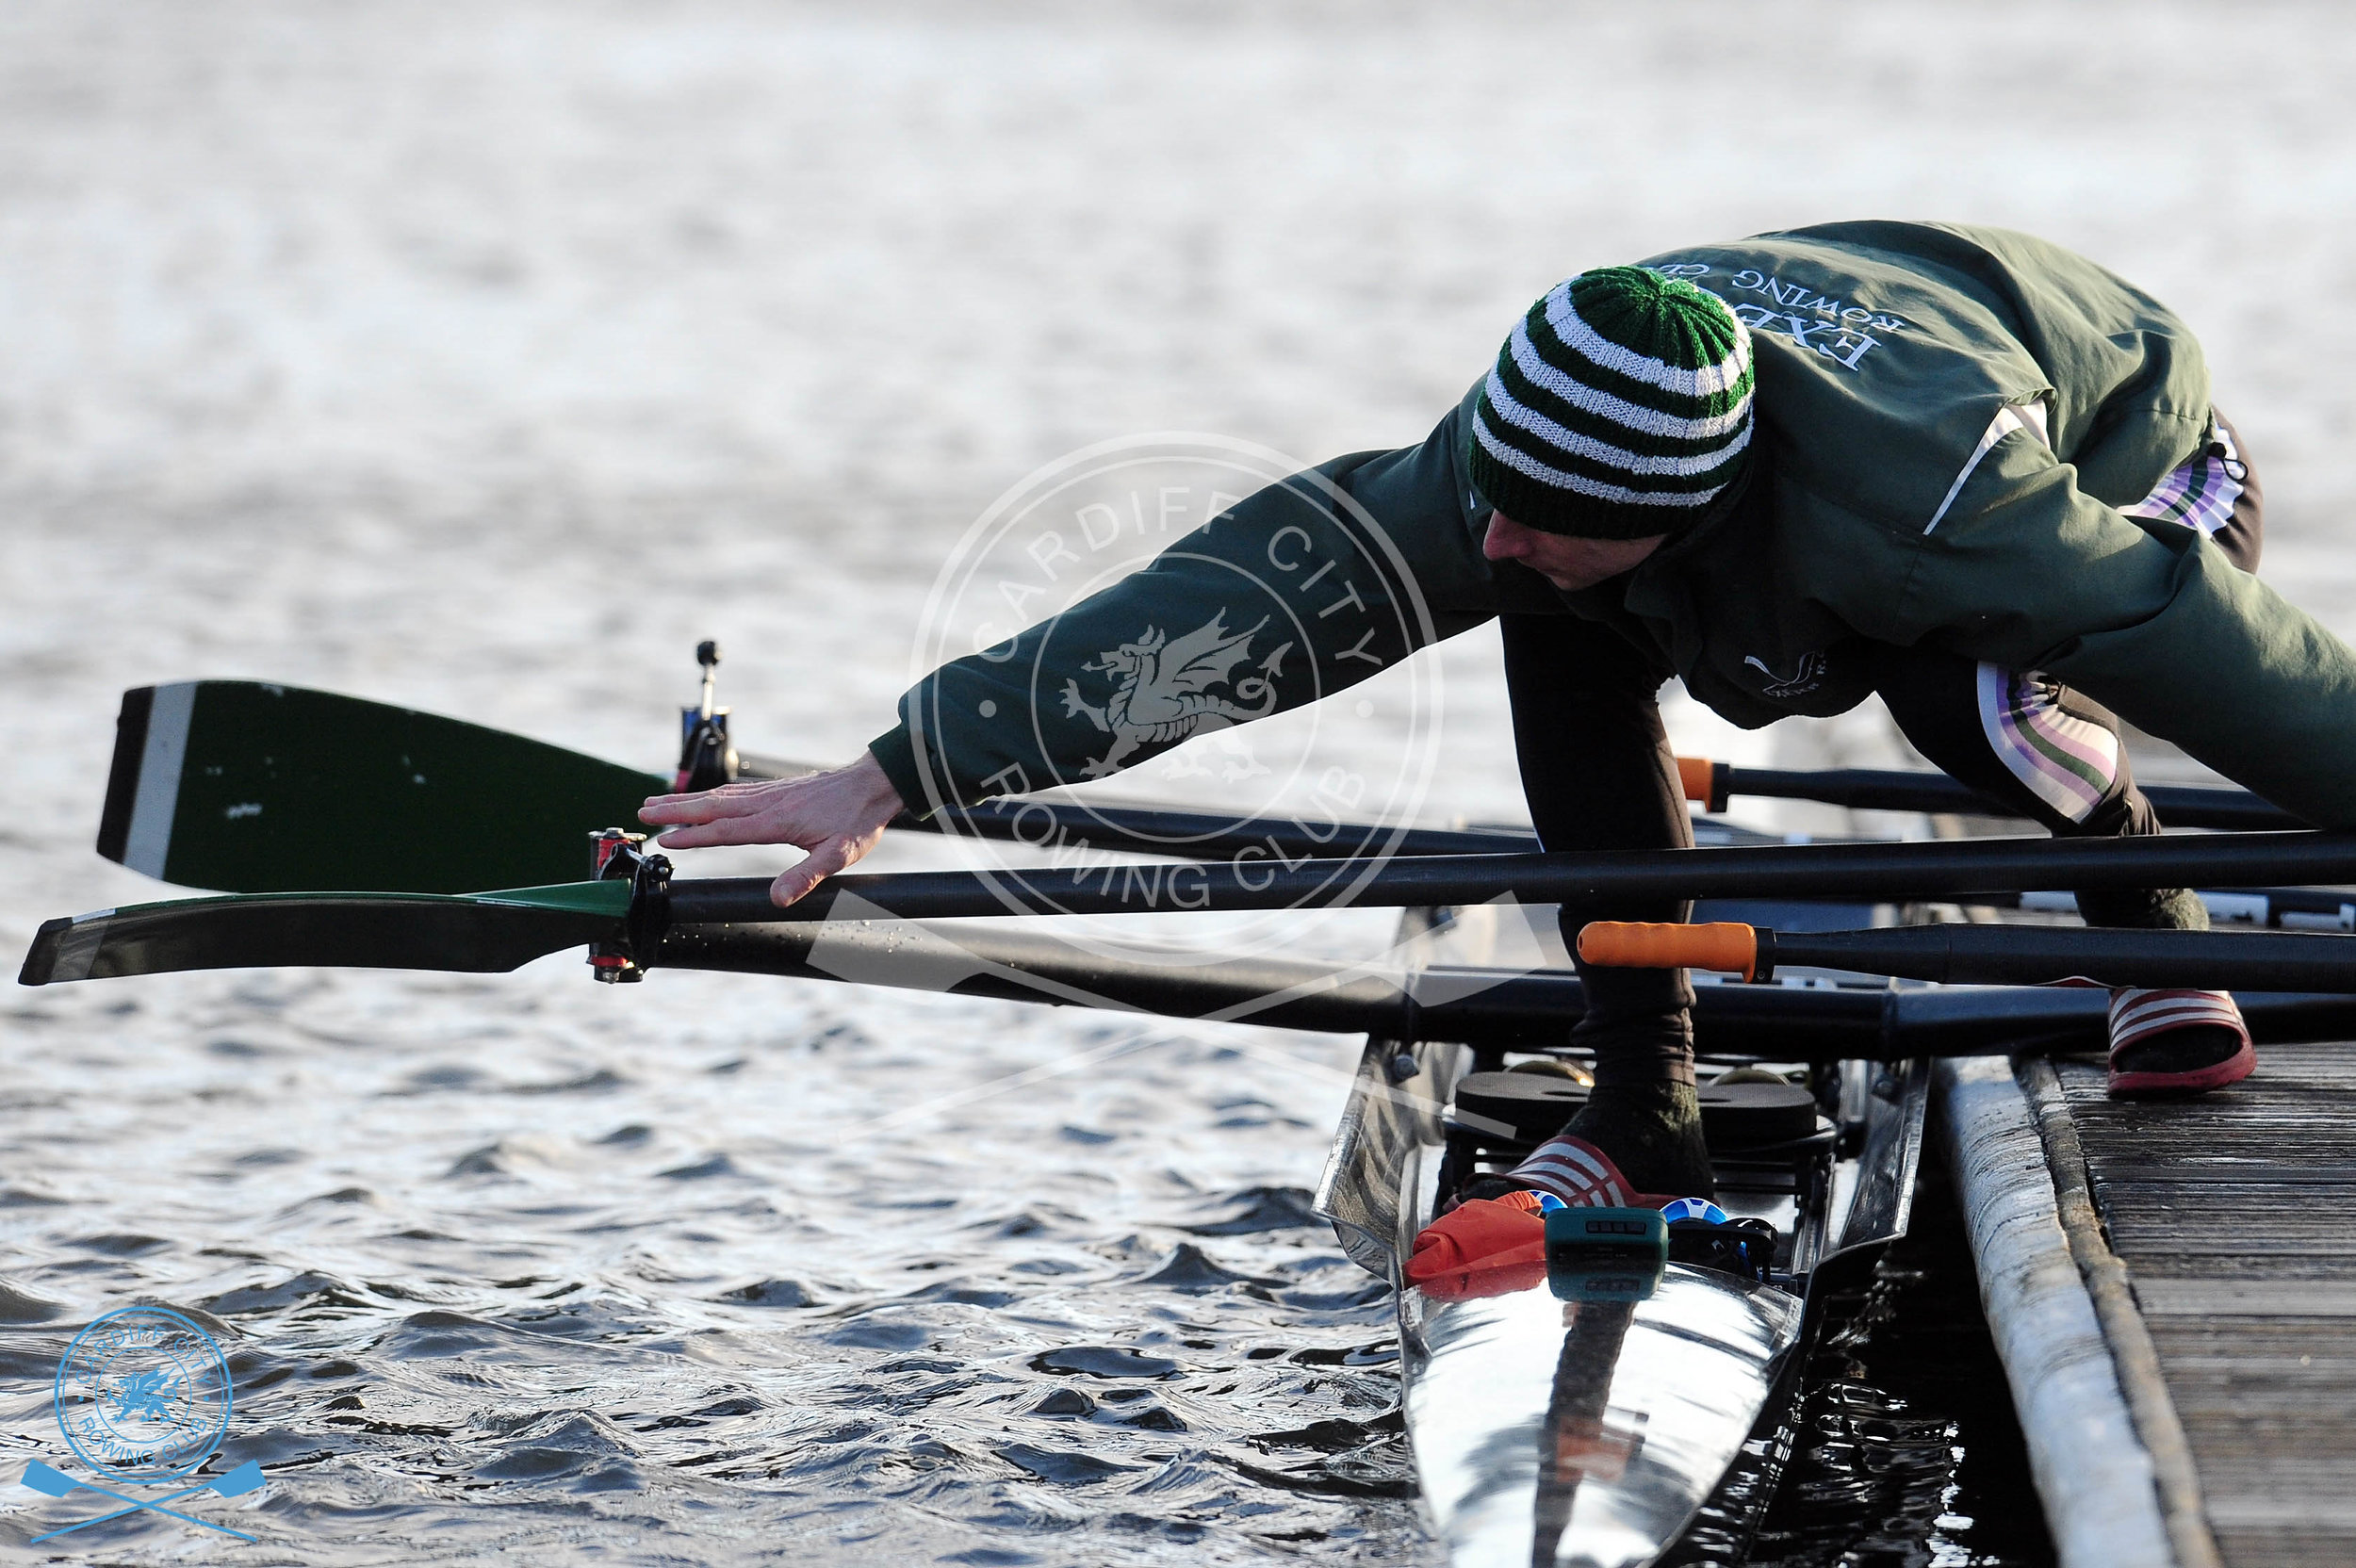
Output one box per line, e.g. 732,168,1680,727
18,1305,264,1544
21,1457,264,1544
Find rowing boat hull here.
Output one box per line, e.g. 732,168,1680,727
1404,1265,1803,1566
1316,901,1926,1567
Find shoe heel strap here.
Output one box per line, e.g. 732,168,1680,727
2108,986,2250,1054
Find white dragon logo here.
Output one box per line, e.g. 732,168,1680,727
1059,612,1293,779
1743,649,1828,700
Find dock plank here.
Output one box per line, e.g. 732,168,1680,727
2048,1049,2356,1568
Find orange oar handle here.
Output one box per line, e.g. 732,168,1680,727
1674,756,1728,812
1579,921,1761,981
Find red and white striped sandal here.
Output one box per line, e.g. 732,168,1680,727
1453,1134,1683,1213
2106,987,2255,1098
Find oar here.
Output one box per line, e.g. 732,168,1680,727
1580,919,2356,991
544,923,2356,1054
95,679,1539,894
657,919,2200,1059
1674,756,2296,830
28,831,2356,988
921,794,1537,862
93,678,2305,903
654,829,2356,924
20,1459,261,1543
25,862,2356,1051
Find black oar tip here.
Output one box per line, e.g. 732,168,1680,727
17,916,75,988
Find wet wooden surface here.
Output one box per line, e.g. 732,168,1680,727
2056,1041,2356,1562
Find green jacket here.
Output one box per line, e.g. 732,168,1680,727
873,221,2356,828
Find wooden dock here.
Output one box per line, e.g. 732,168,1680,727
2027,1040,2356,1566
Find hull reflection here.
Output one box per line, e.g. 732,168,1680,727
1408,1267,1802,1567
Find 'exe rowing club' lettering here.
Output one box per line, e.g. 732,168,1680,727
1648,261,1910,372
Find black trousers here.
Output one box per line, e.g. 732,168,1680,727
1504,417,2263,1086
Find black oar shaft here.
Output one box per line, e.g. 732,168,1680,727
740,756,1543,861
926,799,1533,861
654,920,1886,1053
663,831,2356,926
1765,923,2356,991
1706,763,2299,831
659,921,1468,1038
903,799,2356,923
651,922,2356,1060
777,757,2298,857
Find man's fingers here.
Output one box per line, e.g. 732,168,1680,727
649,819,762,850
650,809,817,850
640,782,785,829
640,794,740,826
643,779,774,808
769,839,853,907
637,756,898,892
640,798,719,826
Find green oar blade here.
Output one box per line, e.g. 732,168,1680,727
17,881,629,986
96,682,668,893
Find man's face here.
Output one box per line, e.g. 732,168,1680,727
1481,510,1668,591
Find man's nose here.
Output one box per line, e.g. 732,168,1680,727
1481,515,1522,560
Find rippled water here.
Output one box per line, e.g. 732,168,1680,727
1745,1150,2054,1568
3,963,1435,1561
8,1,2354,1560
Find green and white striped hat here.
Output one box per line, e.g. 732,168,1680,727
1468,266,1755,539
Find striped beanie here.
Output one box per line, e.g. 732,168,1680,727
1468,267,1755,539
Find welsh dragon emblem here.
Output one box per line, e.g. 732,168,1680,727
1059,612,1293,779
106,1370,182,1422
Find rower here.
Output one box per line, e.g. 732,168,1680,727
642,222,2336,1203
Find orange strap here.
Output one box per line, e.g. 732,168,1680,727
1578,921,1759,980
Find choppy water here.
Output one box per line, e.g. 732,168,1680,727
7,0,2353,1560
1745,1152,2054,1568
3,962,1431,1561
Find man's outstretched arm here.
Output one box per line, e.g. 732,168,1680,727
866,387,1544,817
640,384,1554,904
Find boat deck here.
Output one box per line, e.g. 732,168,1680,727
2039,1040,2356,1565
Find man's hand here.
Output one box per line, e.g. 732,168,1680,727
638,750,907,907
